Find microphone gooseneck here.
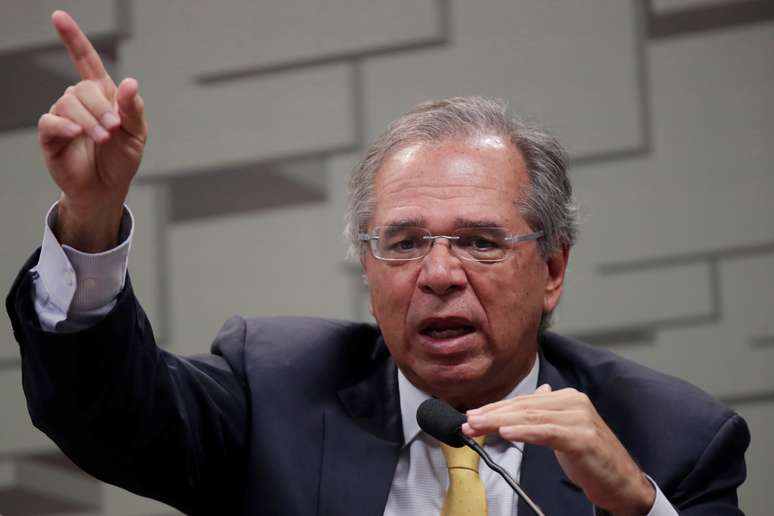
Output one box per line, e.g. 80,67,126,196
416,398,547,516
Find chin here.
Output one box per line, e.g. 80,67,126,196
417,361,489,399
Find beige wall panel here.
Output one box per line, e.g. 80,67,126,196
615,252,774,398
122,1,441,76
121,61,356,178
167,195,355,354
0,129,59,361
15,458,99,507
101,482,180,515
0,1,115,52
120,2,357,178
0,369,55,454
572,23,774,266
325,151,376,323
0,459,13,487
362,0,643,159
125,183,165,341
555,260,713,334
735,401,774,516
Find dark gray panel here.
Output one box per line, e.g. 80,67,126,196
0,40,118,133
649,0,774,39
165,156,328,223
0,487,94,516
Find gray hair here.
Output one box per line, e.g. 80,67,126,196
345,96,579,329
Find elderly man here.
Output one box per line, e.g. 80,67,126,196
7,10,748,516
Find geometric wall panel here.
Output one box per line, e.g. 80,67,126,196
0,129,59,362
613,251,774,400
735,400,774,516
125,182,165,342
123,60,357,179
166,169,355,354
122,1,444,79
0,369,55,455
556,259,715,336
0,0,117,52
571,22,774,266
362,0,645,160
120,1,439,177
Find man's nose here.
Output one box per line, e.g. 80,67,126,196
417,238,467,296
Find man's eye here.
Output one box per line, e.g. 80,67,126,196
396,239,417,250
385,237,420,253
460,235,501,251
471,238,497,250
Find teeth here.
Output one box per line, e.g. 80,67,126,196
427,327,471,339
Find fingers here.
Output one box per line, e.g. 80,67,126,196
73,81,121,130
116,78,147,141
38,113,83,156
51,92,110,143
462,387,597,444
51,11,113,88
536,383,552,394
467,384,563,416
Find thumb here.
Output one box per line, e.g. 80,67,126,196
116,77,147,141
535,383,552,394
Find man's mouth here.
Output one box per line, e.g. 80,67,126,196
419,318,476,340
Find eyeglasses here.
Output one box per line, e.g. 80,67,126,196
359,226,544,263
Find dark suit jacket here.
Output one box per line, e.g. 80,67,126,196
7,251,749,515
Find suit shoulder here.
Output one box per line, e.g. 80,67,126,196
211,315,384,376
540,332,736,427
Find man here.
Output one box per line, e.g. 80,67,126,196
6,10,748,516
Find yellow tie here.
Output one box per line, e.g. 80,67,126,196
440,436,488,516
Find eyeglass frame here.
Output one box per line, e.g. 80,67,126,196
358,225,545,263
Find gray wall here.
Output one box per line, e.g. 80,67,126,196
1,1,772,514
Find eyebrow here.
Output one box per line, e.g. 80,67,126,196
383,217,426,227
380,217,505,228
452,217,505,228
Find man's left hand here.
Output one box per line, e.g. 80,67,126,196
462,384,656,516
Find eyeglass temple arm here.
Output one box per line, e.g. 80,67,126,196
506,230,544,243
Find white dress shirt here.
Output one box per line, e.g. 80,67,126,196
31,203,677,516
384,363,539,516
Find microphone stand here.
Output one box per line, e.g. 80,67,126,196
460,433,546,516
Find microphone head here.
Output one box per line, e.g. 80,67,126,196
416,398,467,448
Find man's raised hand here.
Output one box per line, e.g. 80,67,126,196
39,10,147,252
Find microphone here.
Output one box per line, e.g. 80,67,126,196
417,398,546,516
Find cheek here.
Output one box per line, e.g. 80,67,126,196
367,266,417,322
482,262,546,335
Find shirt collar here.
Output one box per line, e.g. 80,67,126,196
398,355,540,446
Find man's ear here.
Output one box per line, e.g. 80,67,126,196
543,245,570,314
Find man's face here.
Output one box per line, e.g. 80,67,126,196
362,135,568,409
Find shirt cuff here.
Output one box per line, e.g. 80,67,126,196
593,475,677,516
32,201,134,315
644,475,678,516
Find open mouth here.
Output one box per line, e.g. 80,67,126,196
419,319,476,340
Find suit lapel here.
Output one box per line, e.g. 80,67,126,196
518,348,594,515
318,342,402,516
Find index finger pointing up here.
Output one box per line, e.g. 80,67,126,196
51,10,113,86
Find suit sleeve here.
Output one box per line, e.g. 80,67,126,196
6,251,250,515
668,412,750,515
